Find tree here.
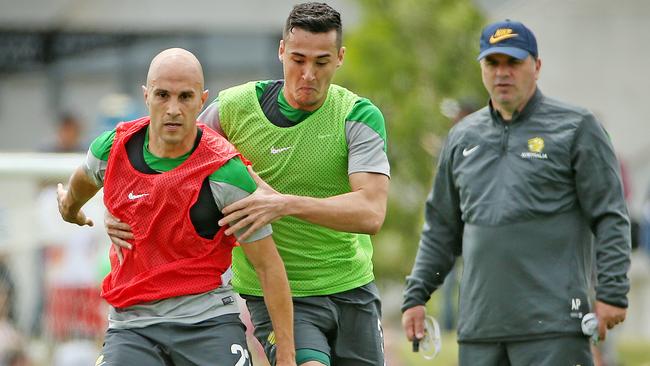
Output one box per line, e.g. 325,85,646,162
336,0,486,279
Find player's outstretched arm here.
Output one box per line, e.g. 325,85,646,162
57,166,101,226
241,235,296,366
220,166,389,241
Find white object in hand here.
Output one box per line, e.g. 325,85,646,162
581,312,599,343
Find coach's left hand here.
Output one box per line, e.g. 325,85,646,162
594,300,626,341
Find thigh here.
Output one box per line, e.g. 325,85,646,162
331,291,385,366
507,336,592,366
100,328,172,366
170,314,252,366
245,296,334,365
459,342,510,366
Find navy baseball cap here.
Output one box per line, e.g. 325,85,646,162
477,20,538,61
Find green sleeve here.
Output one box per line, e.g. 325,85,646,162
89,130,116,161
347,98,387,149
208,157,256,193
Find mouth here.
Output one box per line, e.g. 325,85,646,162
163,122,183,131
298,86,317,93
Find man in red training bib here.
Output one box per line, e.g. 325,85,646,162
56,48,295,366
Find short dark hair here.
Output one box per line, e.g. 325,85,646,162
283,2,342,48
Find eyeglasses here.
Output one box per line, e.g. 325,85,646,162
412,315,442,360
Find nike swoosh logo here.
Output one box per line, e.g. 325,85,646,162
317,134,335,139
489,33,518,44
462,145,479,157
128,192,149,200
270,146,293,154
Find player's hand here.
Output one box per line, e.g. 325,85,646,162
219,166,286,241
56,183,94,227
402,305,426,342
594,300,626,341
105,210,134,264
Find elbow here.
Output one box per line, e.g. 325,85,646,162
362,211,386,235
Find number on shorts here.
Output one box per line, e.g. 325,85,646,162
230,344,250,366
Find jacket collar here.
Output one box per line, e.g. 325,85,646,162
489,87,543,124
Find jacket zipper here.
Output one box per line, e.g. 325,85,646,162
501,124,510,155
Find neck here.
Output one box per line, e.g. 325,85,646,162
493,87,537,122
148,127,197,158
493,103,517,121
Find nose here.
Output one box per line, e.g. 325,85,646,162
166,98,181,117
495,63,510,77
302,64,316,82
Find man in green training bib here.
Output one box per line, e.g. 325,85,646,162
106,3,390,366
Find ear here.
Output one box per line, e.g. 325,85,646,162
337,46,346,68
200,89,209,107
534,57,542,80
142,85,148,105
278,40,285,62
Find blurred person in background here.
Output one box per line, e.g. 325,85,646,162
35,112,107,343
402,20,630,365
57,48,295,366
0,263,29,366
106,3,390,365
39,113,85,153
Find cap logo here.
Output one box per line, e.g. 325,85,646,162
489,28,518,44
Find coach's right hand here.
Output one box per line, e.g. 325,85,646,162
105,211,133,264
402,305,426,342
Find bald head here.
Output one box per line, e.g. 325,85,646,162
142,48,209,157
146,48,204,90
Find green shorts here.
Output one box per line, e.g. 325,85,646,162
459,335,592,366
244,282,385,366
98,314,251,366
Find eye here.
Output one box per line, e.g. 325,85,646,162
292,58,305,64
156,91,168,98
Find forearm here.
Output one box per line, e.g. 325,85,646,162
282,172,388,234
282,190,385,234
403,172,462,311
594,213,631,307
60,166,100,217
242,237,295,362
402,235,457,311
256,257,295,362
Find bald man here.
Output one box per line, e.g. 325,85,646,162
57,48,296,366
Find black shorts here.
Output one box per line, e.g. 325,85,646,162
98,314,251,366
244,282,385,366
